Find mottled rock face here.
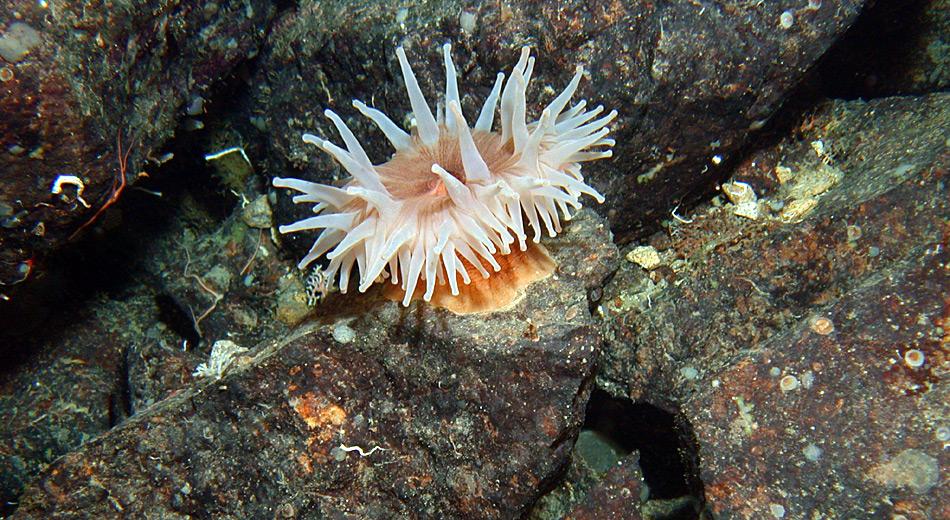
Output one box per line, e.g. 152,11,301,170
692,248,948,518
9,209,619,519
598,94,949,517
6,0,944,517
253,0,867,262
0,0,275,290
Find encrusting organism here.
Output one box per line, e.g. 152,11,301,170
274,43,616,313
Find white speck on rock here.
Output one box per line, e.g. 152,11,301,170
779,11,794,29
0,23,42,63
333,322,356,344
626,245,661,270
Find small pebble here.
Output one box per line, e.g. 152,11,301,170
241,195,273,229
810,316,834,335
331,446,347,461
903,349,925,368
626,245,661,270
186,96,205,116
679,366,699,380
733,201,760,220
779,11,794,29
780,197,818,223
721,181,756,205
333,322,356,344
0,22,42,63
780,375,799,392
459,9,477,34
803,443,822,461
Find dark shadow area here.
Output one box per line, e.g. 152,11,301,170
679,0,943,229
0,117,235,376
737,0,942,156
582,389,704,503
810,0,942,99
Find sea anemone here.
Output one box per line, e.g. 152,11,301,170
274,43,616,313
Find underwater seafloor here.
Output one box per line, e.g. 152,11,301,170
0,1,947,519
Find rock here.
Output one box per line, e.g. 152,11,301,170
240,195,273,229
238,0,866,264
0,0,276,290
528,426,646,520
10,210,617,519
0,22,41,63
625,246,662,271
561,454,645,520
0,301,141,507
692,241,948,518
0,200,293,506
598,93,949,516
814,0,950,96
274,273,311,326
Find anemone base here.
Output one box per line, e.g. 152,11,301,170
385,242,556,314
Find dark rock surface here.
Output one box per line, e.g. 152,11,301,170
0,309,131,508
0,0,275,289
692,237,948,518
240,0,867,263
1,0,945,518
598,93,948,516
9,210,618,518
0,195,295,506
815,0,950,97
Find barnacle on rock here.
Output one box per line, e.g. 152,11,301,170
274,43,615,313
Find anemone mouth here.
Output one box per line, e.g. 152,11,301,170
375,129,518,201
273,43,616,313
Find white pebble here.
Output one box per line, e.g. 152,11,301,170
333,322,356,344
680,366,699,380
803,443,822,461
460,10,477,34
779,11,794,29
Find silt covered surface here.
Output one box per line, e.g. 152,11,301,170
242,0,866,259
9,210,619,518
598,93,948,517
0,0,275,290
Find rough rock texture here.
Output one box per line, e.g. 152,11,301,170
692,239,948,518
529,428,641,519
561,454,644,520
0,0,275,289
0,187,294,506
816,0,950,97
10,209,619,518
236,0,866,263
0,309,131,507
1,0,942,517
598,93,948,516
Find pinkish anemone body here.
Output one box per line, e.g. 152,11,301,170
273,43,615,311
